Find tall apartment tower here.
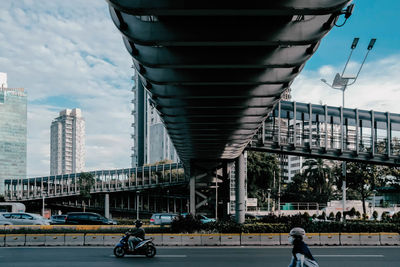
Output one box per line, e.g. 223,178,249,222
0,73,27,194
50,108,85,175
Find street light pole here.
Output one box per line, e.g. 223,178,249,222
321,38,376,222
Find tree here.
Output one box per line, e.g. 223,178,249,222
246,151,280,207
78,172,95,211
282,158,334,203
345,162,388,217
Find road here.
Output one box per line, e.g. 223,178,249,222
0,246,399,267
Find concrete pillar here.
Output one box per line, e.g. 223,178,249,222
190,175,196,215
235,153,246,224
105,193,110,219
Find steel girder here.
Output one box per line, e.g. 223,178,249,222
106,0,351,165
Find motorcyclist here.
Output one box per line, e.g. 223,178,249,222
288,227,319,267
127,220,145,251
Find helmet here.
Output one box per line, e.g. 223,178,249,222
289,227,305,239
135,220,143,228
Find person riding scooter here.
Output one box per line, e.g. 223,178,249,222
287,227,319,267
127,220,145,251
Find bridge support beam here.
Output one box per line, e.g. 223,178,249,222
104,193,110,219
235,152,246,224
189,174,196,215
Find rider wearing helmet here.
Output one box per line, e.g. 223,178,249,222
288,227,319,267
127,220,145,250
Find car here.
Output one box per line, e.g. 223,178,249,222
196,215,216,224
0,212,49,225
0,213,13,225
65,212,116,225
150,213,178,225
49,215,67,225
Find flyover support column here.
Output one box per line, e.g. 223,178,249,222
235,152,246,224
104,193,110,219
189,175,196,215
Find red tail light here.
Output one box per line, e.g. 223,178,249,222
150,219,155,222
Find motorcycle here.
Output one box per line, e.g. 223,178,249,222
113,233,156,258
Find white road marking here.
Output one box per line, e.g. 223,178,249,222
109,255,187,258
315,255,384,258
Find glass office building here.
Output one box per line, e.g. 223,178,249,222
0,74,27,194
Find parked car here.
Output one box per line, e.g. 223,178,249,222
150,213,178,225
65,212,116,225
0,212,49,225
49,215,67,225
0,213,13,225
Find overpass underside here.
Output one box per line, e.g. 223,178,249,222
106,0,352,219
250,101,400,166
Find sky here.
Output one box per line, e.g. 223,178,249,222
0,0,399,177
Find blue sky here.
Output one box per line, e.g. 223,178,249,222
0,0,399,177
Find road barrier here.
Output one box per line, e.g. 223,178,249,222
25,234,45,246
305,233,320,246
241,234,261,246
0,232,399,246
162,234,182,246
45,234,65,246
0,234,5,247
103,234,122,246
65,233,84,246
260,233,280,245
340,233,361,245
320,233,340,245
5,234,25,246
280,233,291,245
220,234,240,246
380,232,400,245
182,234,202,246
201,234,220,246
85,234,104,246
360,233,380,246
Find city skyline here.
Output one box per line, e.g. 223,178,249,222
0,0,400,177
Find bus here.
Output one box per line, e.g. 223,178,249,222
0,202,26,213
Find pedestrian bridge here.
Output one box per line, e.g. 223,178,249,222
250,101,400,166
4,163,185,202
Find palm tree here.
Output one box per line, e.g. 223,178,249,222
302,158,333,201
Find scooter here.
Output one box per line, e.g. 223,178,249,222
113,233,156,258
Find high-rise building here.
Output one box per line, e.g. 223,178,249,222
130,70,178,166
0,73,27,194
50,108,85,175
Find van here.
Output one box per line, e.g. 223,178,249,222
149,213,178,225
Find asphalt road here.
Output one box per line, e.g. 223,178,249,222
0,246,399,267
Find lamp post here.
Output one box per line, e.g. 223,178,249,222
267,188,271,212
136,191,140,220
321,38,376,221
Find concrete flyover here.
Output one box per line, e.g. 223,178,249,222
106,0,353,219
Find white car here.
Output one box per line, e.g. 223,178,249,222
0,213,13,225
0,212,50,225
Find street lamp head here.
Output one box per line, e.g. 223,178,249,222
320,78,327,83
367,38,377,50
351,37,359,49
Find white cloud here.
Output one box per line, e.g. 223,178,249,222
0,0,133,177
292,54,400,114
